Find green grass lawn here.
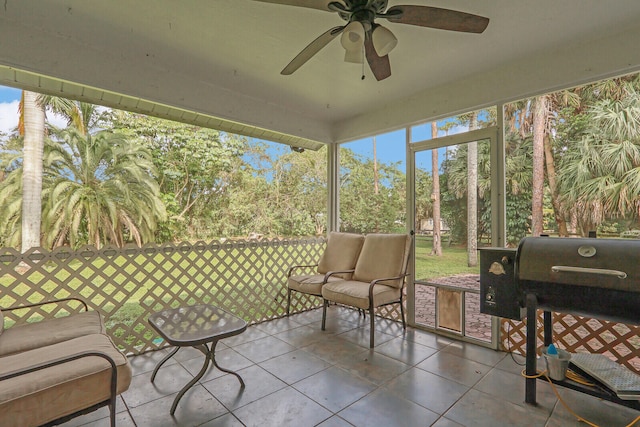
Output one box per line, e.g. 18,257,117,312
1,238,478,342
2,238,479,310
414,235,480,280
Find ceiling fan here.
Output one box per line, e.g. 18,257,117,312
253,0,489,81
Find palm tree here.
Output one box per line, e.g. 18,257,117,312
42,125,166,248
558,84,640,234
531,95,548,236
466,112,478,266
1,101,166,249
542,90,581,237
0,147,25,247
13,91,84,252
19,91,45,252
430,122,442,256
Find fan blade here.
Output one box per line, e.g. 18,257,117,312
364,36,391,81
252,0,344,12
281,26,345,75
383,5,489,33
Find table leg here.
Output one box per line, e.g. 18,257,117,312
210,341,245,387
150,346,180,383
170,344,211,415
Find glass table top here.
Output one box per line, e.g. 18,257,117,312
148,304,247,346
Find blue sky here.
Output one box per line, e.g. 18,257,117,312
343,129,407,168
0,86,21,136
343,120,468,173
0,86,72,135
0,86,21,103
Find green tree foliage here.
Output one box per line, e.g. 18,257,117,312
0,136,25,247
414,168,433,229
0,105,166,249
268,147,328,236
108,112,246,240
556,81,640,234
441,140,493,245
500,75,640,239
42,126,166,248
3,74,640,249
206,143,328,238
339,148,405,234
436,108,539,247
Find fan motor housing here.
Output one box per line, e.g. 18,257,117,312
337,0,388,21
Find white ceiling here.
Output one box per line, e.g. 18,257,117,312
2,0,640,148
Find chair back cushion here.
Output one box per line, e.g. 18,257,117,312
352,233,411,288
317,232,365,279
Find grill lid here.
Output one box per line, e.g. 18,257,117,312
516,237,639,293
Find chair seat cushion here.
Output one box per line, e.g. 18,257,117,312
0,310,105,357
322,280,400,310
0,333,132,427
288,274,344,296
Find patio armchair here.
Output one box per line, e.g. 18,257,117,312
287,231,365,315
321,233,412,348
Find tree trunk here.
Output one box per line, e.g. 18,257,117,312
373,136,379,232
430,122,442,256
531,96,547,237
21,91,45,252
569,207,578,235
373,136,379,196
467,113,478,266
543,134,569,236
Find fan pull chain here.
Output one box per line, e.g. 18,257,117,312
361,45,365,80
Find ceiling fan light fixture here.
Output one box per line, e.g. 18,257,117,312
372,25,397,56
340,21,365,52
343,47,364,63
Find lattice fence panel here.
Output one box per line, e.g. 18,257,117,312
501,313,640,374
0,237,328,355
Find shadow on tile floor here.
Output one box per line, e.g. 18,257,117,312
68,307,640,427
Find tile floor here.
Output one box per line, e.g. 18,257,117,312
68,307,639,427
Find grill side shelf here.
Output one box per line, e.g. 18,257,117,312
524,293,640,411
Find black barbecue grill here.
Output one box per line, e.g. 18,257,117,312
480,236,640,409
516,236,640,324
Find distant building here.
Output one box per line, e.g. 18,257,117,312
418,218,450,235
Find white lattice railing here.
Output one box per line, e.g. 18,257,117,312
502,314,640,374
1,238,334,355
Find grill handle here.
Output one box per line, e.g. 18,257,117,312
551,265,627,279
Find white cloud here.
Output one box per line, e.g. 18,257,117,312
445,124,470,136
47,112,69,129
0,102,71,138
0,101,20,136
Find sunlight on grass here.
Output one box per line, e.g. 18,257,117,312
1,238,481,349
414,236,480,280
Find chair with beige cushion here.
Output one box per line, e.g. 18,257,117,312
321,233,412,348
287,231,365,315
0,298,131,427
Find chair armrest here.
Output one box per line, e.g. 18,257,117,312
0,350,118,403
287,264,318,277
368,274,410,298
323,269,355,283
3,297,89,313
